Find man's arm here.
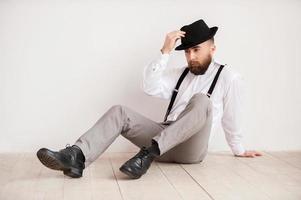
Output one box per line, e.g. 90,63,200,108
142,52,173,99
221,73,262,158
141,30,186,100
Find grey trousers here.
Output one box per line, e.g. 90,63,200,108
74,93,213,167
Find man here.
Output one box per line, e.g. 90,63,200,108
37,19,262,180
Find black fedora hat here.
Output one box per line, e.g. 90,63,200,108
175,19,218,51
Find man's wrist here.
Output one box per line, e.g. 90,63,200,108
234,150,246,157
160,48,170,54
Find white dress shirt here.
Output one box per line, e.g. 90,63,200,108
141,52,246,156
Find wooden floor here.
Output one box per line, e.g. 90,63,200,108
0,151,300,200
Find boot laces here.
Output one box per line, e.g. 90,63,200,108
64,144,74,153
137,147,149,157
135,147,151,167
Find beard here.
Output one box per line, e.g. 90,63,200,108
188,55,212,75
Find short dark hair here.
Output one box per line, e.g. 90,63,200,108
209,37,214,43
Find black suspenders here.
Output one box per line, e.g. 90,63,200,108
163,64,225,122
163,67,190,123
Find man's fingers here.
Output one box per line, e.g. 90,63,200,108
244,151,257,158
249,151,263,156
170,35,183,44
177,31,186,37
246,154,255,158
172,33,185,40
170,31,185,38
236,150,263,158
174,34,184,40
161,30,186,54
172,30,186,34
167,35,183,42
249,152,262,157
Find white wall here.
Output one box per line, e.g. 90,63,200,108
1,0,300,153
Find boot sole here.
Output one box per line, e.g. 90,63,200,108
119,165,143,179
36,148,82,178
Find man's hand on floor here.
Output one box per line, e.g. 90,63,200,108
235,150,263,158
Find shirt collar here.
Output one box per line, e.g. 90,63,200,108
204,58,216,75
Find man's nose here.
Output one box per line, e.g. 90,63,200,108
187,52,196,61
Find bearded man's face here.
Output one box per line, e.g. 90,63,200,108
187,54,212,75
184,39,215,75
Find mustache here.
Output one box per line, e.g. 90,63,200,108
188,61,201,66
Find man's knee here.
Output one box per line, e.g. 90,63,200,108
107,105,128,118
188,93,211,111
110,104,123,110
190,93,208,103
109,104,128,113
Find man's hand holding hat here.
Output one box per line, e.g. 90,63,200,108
160,30,186,54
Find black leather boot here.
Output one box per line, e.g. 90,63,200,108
36,144,85,178
119,139,160,179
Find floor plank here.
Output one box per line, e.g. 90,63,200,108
0,151,300,200
109,152,182,200
89,153,123,200
0,153,42,200
0,153,21,190
156,161,212,200
266,151,301,170
34,161,65,200
236,151,301,199
63,166,92,200
181,152,271,200
209,151,300,200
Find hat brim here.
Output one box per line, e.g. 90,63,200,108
175,26,218,51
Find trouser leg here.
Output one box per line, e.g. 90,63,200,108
74,105,166,167
74,93,212,167
153,93,213,163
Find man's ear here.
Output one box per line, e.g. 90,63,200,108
211,44,216,54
